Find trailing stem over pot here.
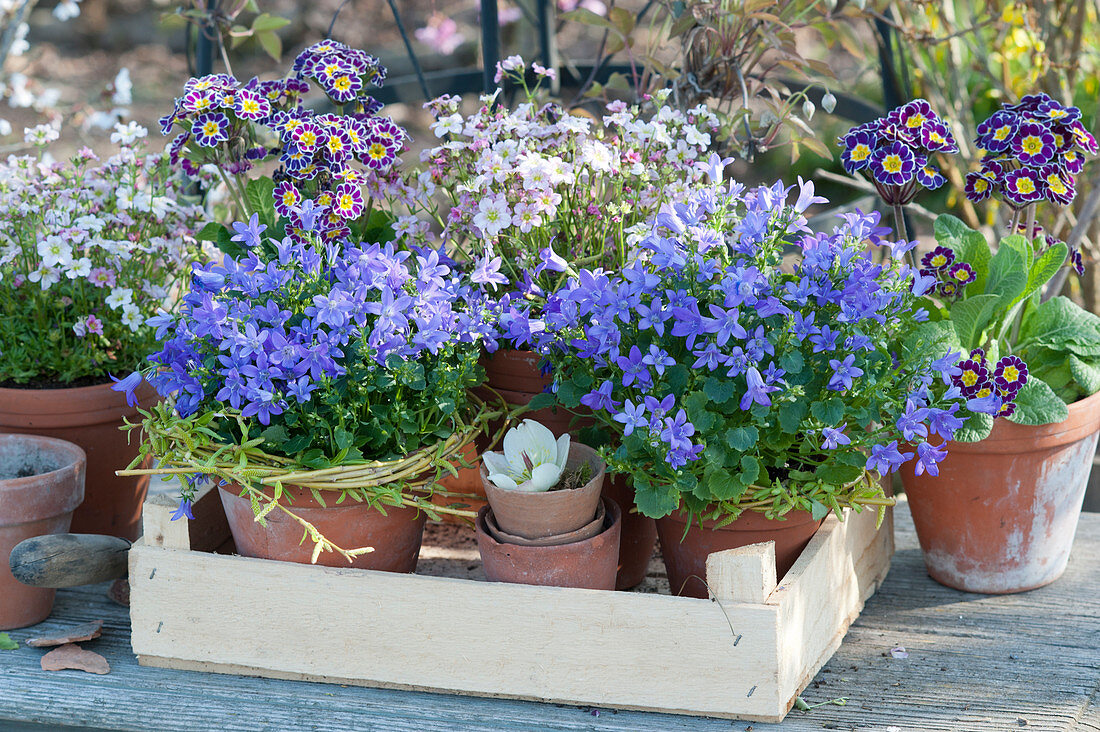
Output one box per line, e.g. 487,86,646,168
532,155,999,525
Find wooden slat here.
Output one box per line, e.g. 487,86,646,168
705,542,777,604
141,482,228,552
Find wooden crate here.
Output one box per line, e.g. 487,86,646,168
130,485,893,723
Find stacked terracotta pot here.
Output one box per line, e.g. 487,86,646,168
475,443,622,590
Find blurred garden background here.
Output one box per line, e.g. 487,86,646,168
3,0,1100,307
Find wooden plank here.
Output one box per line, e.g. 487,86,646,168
769,506,894,716
705,542,777,604
141,482,227,552
129,543,786,720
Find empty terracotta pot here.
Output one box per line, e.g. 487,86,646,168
656,508,823,598
481,442,605,540
476,498,622,589
482,348,553,394
0,380,155,540
902,388,1100,594
0,434,86,630
603,473,658,590
219,483,426,572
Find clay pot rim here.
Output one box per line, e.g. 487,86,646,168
478,442,607,497
475,496,622,552
0,379,157,423
486,499,608,546
0,434,86,487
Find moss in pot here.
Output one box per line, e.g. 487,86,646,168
480,419,605,540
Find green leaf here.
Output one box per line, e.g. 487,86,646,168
244,178,278,230
953,411,994,443
779,350,804,377
726,425,758,451
259,424,289,447
708,469,746,501
810,500,829,521
778,401,808,433
556,380,583,409
810,398,845,426
1019,241,1068,306
738,455,762,486
526,392,557,411
256,29,283,61
197,221,245,259
1008,378,1070,425
684,391,716,433
816,463,862,486
1018,296,1100,349
0,632,17,650
950,294,1001,350
251,12,290,32
984,235,1029,309
334,427,355,451
703,377,735,405
1068,356,1100,396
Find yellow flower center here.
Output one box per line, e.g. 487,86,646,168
1048,176,1067,194
1021,135,1043,155
993,126,1011,141
953,268,970,282
299,131,317,147
883,154,903,173
1015,178,1036,194
850,144,870,162
202,121,219,136
961,371,979,387
282,190,298,206
931,254,947,267
333,76,353,92
976,387,992,399
338,194,355,211
973,178,989,192
242,100,259,114
368,143,387,160
328,137,345,153
1003,366,1020,382
906,114,925,128
318,192,334,206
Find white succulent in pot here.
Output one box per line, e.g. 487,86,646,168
483,419,570,492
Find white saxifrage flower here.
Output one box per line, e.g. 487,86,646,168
483,419,571,492
472,195,512,238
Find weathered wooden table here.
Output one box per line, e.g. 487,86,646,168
1,500,1098,732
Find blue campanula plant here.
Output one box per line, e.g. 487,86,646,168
120,213,496,560
530,156,995,523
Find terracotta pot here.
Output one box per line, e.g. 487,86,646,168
476,497,622,589
0,380,155,540
480,442,605,540
656,509,824,599
0,434,85,630
218,484,426,572
485,499,607,547
901,388,1100,594
482,348,552,394
603,473,657,590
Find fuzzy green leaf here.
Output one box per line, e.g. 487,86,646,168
984,235,1029,309
953,411,994,443
934,214,992,294
1068,356,1100,396
1008,378,1070,426
950,294,1001,350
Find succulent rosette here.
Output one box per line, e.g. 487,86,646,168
530,157,985,521
838,99,958,206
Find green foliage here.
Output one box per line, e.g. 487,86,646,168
0,633,17,651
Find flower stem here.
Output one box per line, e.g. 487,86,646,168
892,203,918,270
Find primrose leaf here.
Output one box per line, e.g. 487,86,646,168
1008,378,1070,426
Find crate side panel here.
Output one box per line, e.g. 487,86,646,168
129,544,785,719
770,506,894,714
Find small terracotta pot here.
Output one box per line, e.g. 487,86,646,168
486,500,607,547
218,484,426,572
902,388,1100,594
476,497,622,589
0,434,86,630
482,348,553,394
656,509,823,599
480,442,605,540
0,380,155,540
603,473,658,590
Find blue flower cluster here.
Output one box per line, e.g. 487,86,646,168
144,214,487,461
530,157,979,517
